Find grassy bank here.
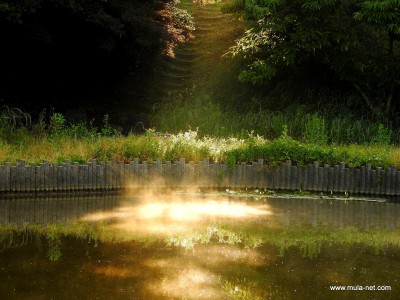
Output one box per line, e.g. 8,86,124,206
1,107,400,168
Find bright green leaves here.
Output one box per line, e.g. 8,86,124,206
354,0,400,40
239,59,278,84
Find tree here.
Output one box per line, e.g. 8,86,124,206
228,0,400,117
0,0,193,112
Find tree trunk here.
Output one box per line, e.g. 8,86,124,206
353,83,382,117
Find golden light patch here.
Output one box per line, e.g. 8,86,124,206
81,192,271,237
94,266,138,278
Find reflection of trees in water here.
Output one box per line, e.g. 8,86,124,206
265,198,400,231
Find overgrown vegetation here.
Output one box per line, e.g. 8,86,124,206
1,108,400,168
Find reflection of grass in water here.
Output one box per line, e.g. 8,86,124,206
1,222,400,261
222,278,263,300
166,223,400,258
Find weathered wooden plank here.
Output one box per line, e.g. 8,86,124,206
290,165,297,190
132,159,139,188
370,169,377,195
376,167,383,195
365,164,372,195
142,161,148,188
395,171,400,196
10,164,17,192
311,161,319,191
162,160,169,188
338,163,345,193
387,167,394,196
117,161,122,189
284,160,291,190
0,164,5,192
188,161,195,187
359,166,366,194
19,160,27,192
50,165,57,192
353,168,360,195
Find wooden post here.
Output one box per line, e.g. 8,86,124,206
0,164,5,192
156,158,162,185
163,160,170,188
104,162,110,190
386,167,393,196
291,165,298,190
116,161,121,190
326,166,332,192
99,161,107,190
246,162,253,188
77,164,83,191
393,169,400,196
388,167,396,196
50,163,56,192
370,169,377,195
338,162,345,193
143,161,148,188
122,162,128,190
257,159,263,189
88,160,93,190
19,160,27,192
197,160,204,188
10,164,17,192
63,160,70,191
365,164,372,195
188,161,195,187
204,158,210,188
360,166,366,194
71,162,78,191
354,168,360,195
133,158,139,188
284,160,291,190
305,164,311,191
213,161,220,187
55,165,62,192
375,167,385,195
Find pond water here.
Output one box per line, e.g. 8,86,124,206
0,191,399,299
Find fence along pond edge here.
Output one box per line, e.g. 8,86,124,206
0,158,399,196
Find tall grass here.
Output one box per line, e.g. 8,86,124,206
1,106,400,167
150,96,400,145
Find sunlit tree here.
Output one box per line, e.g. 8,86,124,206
229,0,400,116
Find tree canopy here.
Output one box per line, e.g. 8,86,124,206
0,0,193,114
229,0,400,116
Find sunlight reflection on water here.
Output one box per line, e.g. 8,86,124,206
81,193,271,235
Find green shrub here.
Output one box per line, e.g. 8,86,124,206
304,114,328,145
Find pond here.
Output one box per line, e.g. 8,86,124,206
0,191,399,299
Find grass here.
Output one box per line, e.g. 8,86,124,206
150,96,400,144
1,106,400,168
1,125,400,168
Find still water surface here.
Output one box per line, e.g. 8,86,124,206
0,192,399,299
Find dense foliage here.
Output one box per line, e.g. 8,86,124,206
0,0,192,114
228,0,400,116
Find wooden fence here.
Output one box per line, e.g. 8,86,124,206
0,159,399,196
